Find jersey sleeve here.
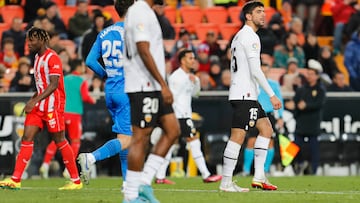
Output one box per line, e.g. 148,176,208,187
48,54,63,76
130,8,151,43
191,75,201,97
80,80,96,104
86,35,107,78
168,72,181,96
243,34,261,59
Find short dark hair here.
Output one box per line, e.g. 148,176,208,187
115,0,134,18
240,1,264,24
178,49,193,62
69,59,84,72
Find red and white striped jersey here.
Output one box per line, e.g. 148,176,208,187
33,48,65,112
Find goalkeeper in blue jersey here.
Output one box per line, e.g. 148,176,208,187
78,0,134,189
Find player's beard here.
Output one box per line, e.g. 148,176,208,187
254,19,264,29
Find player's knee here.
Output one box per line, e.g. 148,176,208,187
118,136,131,149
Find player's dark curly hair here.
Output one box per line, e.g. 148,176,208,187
115,0,134,18
240,1,264,24
27,26,50,44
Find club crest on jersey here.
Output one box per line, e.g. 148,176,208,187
252,43,259,51
249,120,255,127
136,23,145,32
47,113,53,119
144,114,152,123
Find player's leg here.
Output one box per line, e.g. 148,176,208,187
140,112,179,203
155,144,175,184
219,128,249,192
124,92,157,202
40,141,57,179
0,125,40,190
49,110,82,190
0,110,42,190
183,118,221,183
243,129,257,176
188,137,222,183
179,118,216,182
264,113,278,175
251,117,277,190
66,114,82,157
62,114,82,179
125,126,153,201
114,96,132,185
264,138,275,175
140,93,180,203
220,101,249,192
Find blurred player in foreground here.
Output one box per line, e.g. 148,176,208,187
122,0,180,202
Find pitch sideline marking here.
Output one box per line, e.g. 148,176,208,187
20,187,360,195
155,188,360,195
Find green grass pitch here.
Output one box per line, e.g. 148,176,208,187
1,176,360,203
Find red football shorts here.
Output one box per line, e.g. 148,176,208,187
25,106,65,133
64,112,82,140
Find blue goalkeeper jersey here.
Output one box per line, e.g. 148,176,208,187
86,22,125,94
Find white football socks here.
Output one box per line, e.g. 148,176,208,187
253,136,270,181
221,140,241,186
142,154,165,185
189,139,211,179
123,170,142,201
155,145,174,180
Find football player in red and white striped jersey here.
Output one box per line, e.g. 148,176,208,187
0,27,82,190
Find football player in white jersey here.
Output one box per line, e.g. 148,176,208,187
123,0,180,202
154,49,222,184
219,1,282,192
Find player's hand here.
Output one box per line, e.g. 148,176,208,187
276,118,284,129
161,86,173,105
270,95,282,110
189,73,196,83
24,99,36,114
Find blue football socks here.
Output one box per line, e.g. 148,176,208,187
243,148,254,175
264,148,275,173
92,138,122,161
119,149,128,181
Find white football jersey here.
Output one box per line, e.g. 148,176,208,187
228,25,262,101
124,0,166,92
168,67,200,119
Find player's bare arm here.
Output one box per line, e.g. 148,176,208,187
137,41,173,104
24,75,59,113
270,95,282,110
